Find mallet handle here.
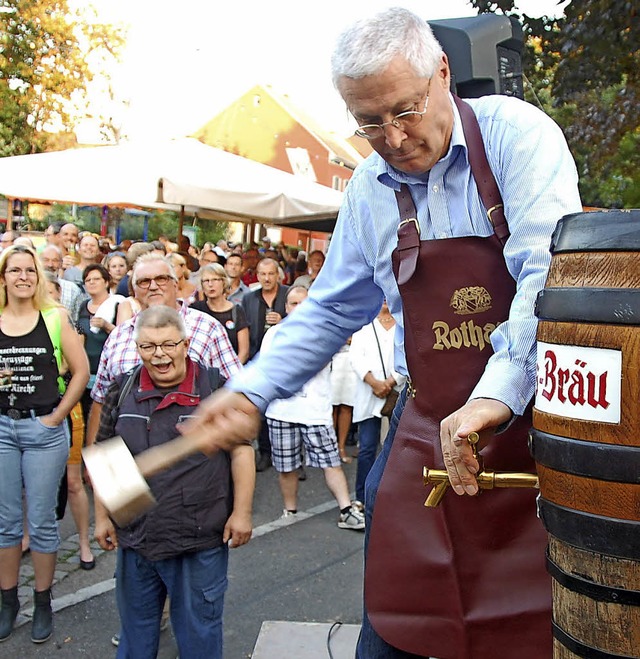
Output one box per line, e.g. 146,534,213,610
134,431,212,479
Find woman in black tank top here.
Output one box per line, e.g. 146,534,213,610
0,245,89,644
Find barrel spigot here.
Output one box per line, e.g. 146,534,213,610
423,432,539,507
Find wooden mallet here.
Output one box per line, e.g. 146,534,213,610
83,430,216,527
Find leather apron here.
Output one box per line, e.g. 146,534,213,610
365,100,551,659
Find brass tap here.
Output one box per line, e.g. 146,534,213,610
422,431,538,507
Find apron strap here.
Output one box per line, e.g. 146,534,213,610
453,95,509,246
393,96,509,282
394,187,421,285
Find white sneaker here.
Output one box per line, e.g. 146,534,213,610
280,509,297,519
338,506,365,531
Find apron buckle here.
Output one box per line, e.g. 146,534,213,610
398,217,420,233
486,203,504,225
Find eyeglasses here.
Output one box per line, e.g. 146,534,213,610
4,267,38,277
137,339,185,355
201,277,225,285
84,277,106,284
354,85,430,140
134,274,175,289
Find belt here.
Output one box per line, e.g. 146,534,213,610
0,405,57,420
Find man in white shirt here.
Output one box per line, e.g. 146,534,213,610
262,286,364,530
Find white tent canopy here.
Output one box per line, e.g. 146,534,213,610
0,138,343,225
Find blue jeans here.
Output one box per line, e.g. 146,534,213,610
355,416,382,503
356,388,424,659
116,545,228,659
0,413,69,553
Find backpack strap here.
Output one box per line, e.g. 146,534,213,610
112,364,144,421
205,366,223,392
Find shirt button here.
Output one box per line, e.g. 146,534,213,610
432,184,439,192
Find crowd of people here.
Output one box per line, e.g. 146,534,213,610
0,220,391,655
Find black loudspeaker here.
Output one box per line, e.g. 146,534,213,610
428,14,524,99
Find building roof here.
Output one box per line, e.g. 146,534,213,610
193,84,364,172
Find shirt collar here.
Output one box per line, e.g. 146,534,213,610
139,354,196,394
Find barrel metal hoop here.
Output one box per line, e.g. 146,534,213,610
535,287,640,324
552,621,635,659
530,429,640,484
546,550,640,606
539,499,640,561
551,210,640,253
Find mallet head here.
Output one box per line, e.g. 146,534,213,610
83,436,157,527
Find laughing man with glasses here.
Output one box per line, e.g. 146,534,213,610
94,305,255,658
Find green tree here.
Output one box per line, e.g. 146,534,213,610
469,0,639,207
0,0,124,156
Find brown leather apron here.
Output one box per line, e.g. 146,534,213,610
365,99,551,659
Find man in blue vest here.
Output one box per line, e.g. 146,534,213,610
94,305,255,659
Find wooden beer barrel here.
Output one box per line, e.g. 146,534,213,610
531,209,640,659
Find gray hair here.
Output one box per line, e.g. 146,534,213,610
131,254,178,287
133,305,186,342
44,270,61,292
286,285,309,302
41,244,63,258
13,236,35,249
331,7,443,88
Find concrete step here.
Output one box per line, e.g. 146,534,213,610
252,621,360,659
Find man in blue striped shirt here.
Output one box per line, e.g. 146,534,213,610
191,7,582,658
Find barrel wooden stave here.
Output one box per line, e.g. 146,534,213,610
549,538,640,658
544,251,640,289
537,464,640,521
534,210,640,659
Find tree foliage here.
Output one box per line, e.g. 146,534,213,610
468,0,639,207
0,0,123,156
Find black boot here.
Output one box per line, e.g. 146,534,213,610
31,588,52,643
0,586,20,642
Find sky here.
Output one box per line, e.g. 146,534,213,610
74,0,569,144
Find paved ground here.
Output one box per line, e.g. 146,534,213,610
4,451,365,658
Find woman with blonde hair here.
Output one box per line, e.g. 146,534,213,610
167,252,197,303
190,263,249,364
0,245,88,644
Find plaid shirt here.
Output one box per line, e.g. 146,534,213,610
59,278,86,324
91,302,241,404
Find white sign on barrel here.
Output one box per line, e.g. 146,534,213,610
535,342,622,423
